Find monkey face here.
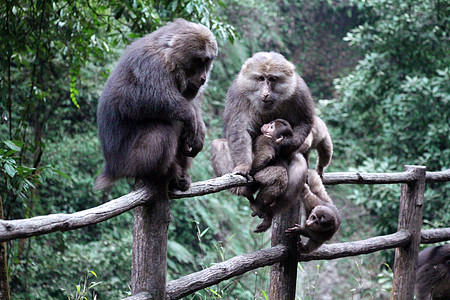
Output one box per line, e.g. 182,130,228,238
261,121,277,137
306,206,335,231
182,56,214,99
238,52,297,112
261,119,293,141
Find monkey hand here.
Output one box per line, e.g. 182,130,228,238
285,224,302,237
182,126,205,158
232,164,252,179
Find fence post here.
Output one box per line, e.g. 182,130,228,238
390,165,426,300
269,196,301,299
131,182,170,299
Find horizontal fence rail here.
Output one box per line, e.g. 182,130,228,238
124,228,450,300
0,170,449,243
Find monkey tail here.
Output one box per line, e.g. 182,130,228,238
94,171,116,191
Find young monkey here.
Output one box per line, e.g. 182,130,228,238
299,115,333,178
285,169,341,253
249,119,302,232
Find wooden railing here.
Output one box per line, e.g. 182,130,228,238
1,167,449,299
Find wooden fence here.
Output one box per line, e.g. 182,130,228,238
1,166,449,299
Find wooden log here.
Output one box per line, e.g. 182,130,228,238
161,231,411,300
166,244,287,300
131,182,170,299
0,188,151,242
391,165,426,300
421,228,450,244
269,199,300,299
425,168,450,183
0,198,10,300
0,170,448,242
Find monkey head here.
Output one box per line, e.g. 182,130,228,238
305,205,337,232
237,52,296,112
162,19,218,100
261,119,294,142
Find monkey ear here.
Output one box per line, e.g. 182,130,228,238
275,136,284,143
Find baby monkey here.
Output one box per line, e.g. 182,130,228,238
249,119,302,232
285,169,341,253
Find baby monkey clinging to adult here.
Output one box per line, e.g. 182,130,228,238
249,119,302,232
285,169,341,253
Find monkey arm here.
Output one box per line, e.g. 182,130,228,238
292,122,313,150
115,56,198,133
250,137,276,175
186,95,206,157
225,117,253,175
285,224,312,238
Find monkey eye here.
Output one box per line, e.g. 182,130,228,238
268,76,277,83
257,76,265,82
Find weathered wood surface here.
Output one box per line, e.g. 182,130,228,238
124,227,450,300
0,188,151,242
391,166,426,300
0,169,448,242
131,183,170,299
299,230,411,261
164,231,411,300
269,197,300,299
166,244,288,300
421,228,450,244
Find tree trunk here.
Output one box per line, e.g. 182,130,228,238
0,198,10,300
390,165,426,299
131,182,170,299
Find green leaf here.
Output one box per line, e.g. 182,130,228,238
4,163,17,178
4,140,21,152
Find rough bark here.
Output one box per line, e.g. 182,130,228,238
131,182,170,299
0,198,10,300
391,165,426,300
1,170,448,242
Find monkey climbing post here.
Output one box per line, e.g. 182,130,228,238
390,165,426,299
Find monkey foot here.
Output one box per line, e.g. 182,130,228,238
253,219,272,233
169,175,191,192
251,210,265,219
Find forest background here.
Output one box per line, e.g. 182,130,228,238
0,0,448,299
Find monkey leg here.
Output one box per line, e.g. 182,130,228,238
254,209,274,233
210,139,233,176
282,153,308,208
126,122,180,180
315,138,332,177
253,166,288,206
211,138,257,198
168,150,193,192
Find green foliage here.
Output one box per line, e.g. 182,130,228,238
322,0,449,237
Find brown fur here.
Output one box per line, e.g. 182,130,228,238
210,52,315,231
415,244,450,300
299,116,333,177
248,119,302,232
95,19,217,191
285,169,341,253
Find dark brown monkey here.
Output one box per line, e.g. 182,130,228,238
94,19,218,191
285,169,341,253
415,244,450,300
299,115,333,178
247,119,302,232
250,119,302,176
211,52,315,225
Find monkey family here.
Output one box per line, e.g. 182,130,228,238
95,19,340,254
